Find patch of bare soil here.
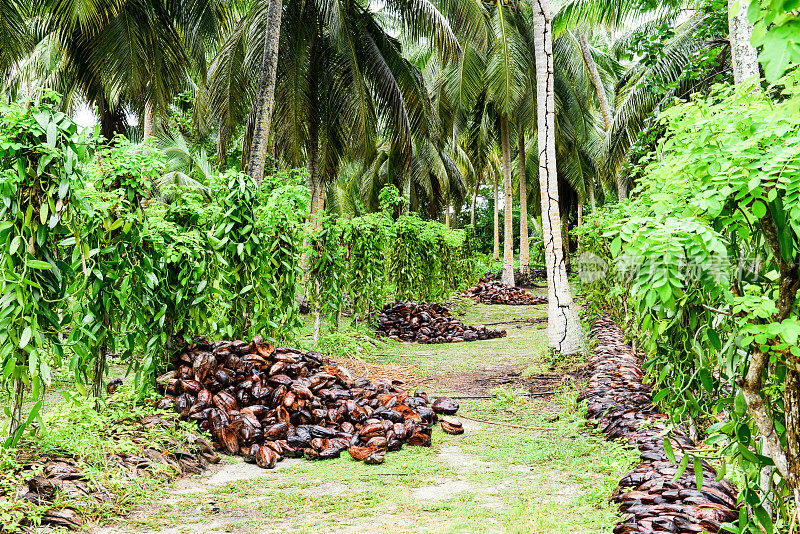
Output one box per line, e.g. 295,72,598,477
436,366,568,397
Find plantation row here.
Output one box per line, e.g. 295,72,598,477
0,99,479,447
577,79,800,530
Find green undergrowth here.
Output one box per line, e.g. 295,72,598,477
0,386,206,531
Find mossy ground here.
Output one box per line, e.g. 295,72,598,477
90,288,635,534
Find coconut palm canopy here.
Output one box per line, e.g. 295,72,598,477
2,0,733,246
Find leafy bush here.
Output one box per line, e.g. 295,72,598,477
578,75,800,530
0,96,92,444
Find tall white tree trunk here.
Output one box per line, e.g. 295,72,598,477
143,101,156,140
518,131,530,275
729,0,759,84
533,0,583,354
501,117,515,287
493,174,500,261
246,0,283,183
588,181,596,212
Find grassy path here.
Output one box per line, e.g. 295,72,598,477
92,292,634,534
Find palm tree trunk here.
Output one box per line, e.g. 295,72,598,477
217,125,229,170
143,101,156,140
493,174,500,261
500,117,515,287
588,181,596,212
445,190,451,228
245,0,283,183
404,176,412,215
300,113,320,278
728,0,759,84
577,30,621,200
533,0,583,354
577,200,583,226
315,179,325,229
577,31,613,132
470,173,480,227
518,130,530,275
98,94,127,142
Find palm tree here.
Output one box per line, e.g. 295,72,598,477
29,0,224,140
486,0,533,286
0,0,29,83
207,0,463,219
532,0,583,354
245,0,282,183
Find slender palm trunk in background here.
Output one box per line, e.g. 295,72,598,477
404,177,412,215
728,0,759,83
500,117,515,287
493,175,500,261
246,0,283,183
470,173,480,226
577,30,613,131
143,101,156,140
518,130,530,274
445,190,451,228
533,0,583,354
577,30,619,200
588,181,596,212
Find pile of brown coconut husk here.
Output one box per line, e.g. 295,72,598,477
462,277,547,305
580,317,740,533
377,301,506,343
156,338,464,467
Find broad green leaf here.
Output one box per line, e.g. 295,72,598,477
46,122,57,147
27,260,53,270
19,326,31,349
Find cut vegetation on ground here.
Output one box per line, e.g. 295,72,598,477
88,294,635,534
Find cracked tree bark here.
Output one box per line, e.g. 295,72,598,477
533,0,583,354
142,101,156,140
501,117,515,287
246,0,283,184
728,0,759,84
519,130,530,275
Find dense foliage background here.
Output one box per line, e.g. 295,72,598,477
2,0,800,530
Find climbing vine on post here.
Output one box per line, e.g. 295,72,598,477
0,97,90,444
308,215,345,344
72,139,157,400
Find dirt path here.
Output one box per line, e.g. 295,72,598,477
91,293,634,533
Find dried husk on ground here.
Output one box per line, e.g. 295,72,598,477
8,415,218,531
157,338,461,468
377,302,506,343
463,277,547,305
579,317,739,534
